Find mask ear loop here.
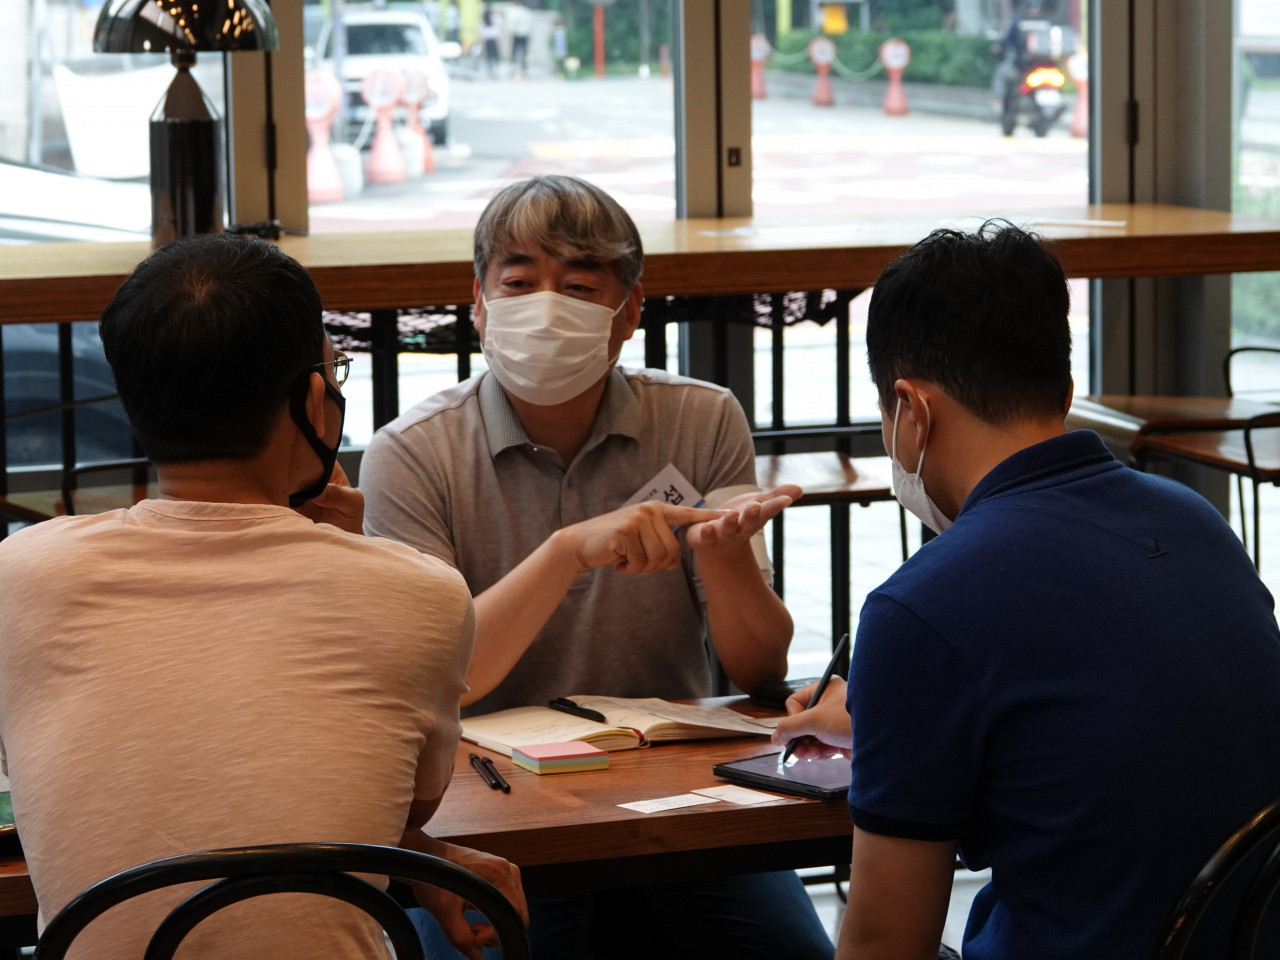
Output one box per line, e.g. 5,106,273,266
893,395,932,479
892,397,903,464
915,401,932,479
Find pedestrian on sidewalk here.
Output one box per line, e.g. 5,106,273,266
480,5,502,78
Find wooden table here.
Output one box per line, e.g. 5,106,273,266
1067,395,1280,450
755,453,893,507
432,699,851,893
0,699,852,914
3,204,1280,325
1132,430,1280,477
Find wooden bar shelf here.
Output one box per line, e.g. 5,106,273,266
1,204,1279,326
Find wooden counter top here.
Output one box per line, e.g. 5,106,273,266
2,204,1278,325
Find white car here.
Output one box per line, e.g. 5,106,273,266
315,8,460,145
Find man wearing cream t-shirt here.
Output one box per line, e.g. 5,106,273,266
0,234,524,960
361,177,832,959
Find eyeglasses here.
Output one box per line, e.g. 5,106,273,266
311,352,351,387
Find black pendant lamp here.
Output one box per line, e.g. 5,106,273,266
94,0,279,247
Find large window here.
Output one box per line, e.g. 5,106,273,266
309,0,680,446
747,1,1091,674
0,0,223,243
303,0,677,234
1231,0,1280,594
751,0,1089,428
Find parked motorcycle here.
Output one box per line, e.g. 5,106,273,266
995,19,1077,137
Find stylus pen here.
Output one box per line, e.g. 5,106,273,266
469,753,501,790
781,632,850,764
549,697,607,723
480,756,511,793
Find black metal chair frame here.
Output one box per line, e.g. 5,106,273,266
34,842,529,960
1224,347,1280,560
1155,797,1280,960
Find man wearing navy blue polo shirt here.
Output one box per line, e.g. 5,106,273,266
774,222,1280,960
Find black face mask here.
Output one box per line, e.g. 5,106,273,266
287,367,347,508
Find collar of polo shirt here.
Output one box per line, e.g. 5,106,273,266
478,367,643,460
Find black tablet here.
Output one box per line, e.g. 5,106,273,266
712,751,851,801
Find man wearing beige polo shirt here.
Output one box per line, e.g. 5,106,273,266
0,235,523,960
360,176,833,959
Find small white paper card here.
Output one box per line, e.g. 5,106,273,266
618,793,721,814
623,463,705,510
692,785,787,805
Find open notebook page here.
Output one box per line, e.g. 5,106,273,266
570,696,775,737
461,706,641,756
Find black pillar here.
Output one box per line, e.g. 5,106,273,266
58,324,76,514
370,310,400,430
456,308,473,382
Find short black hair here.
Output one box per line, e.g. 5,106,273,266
866,220,1071,425
99,233,325,463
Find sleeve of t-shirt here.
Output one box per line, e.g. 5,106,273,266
847,593,986,841
413,597,476,801
690,389,773,589
361,426,459,568
701,389,758,494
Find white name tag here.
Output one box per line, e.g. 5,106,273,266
623,463,705,510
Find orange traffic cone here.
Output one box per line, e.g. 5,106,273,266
401,69,435,173
751,34,769,100
305,71,344,204
362,70,406,185
809,37,836,107
880,39,911,116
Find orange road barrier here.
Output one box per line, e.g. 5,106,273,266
362,70,407,185
809,36,836,107
751,34,770,100
401,69,435,174
880,39,910,116
304,71,345,204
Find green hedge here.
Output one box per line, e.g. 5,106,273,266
773,28,993,88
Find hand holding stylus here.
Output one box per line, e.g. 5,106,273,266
771,677,852,761
772,633,853,762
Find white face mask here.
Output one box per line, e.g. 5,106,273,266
890,397,953,535
481,290,625,406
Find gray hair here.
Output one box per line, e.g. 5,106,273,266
473,175,644,290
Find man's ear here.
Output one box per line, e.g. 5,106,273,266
304,371,327,437
472,276,486,335
1064,376,1075,417
895,379,932,454
621,283,644,340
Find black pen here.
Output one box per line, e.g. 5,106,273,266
469,752,500,790
781,633,851,764
480,756,511,793
549,697,607,723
